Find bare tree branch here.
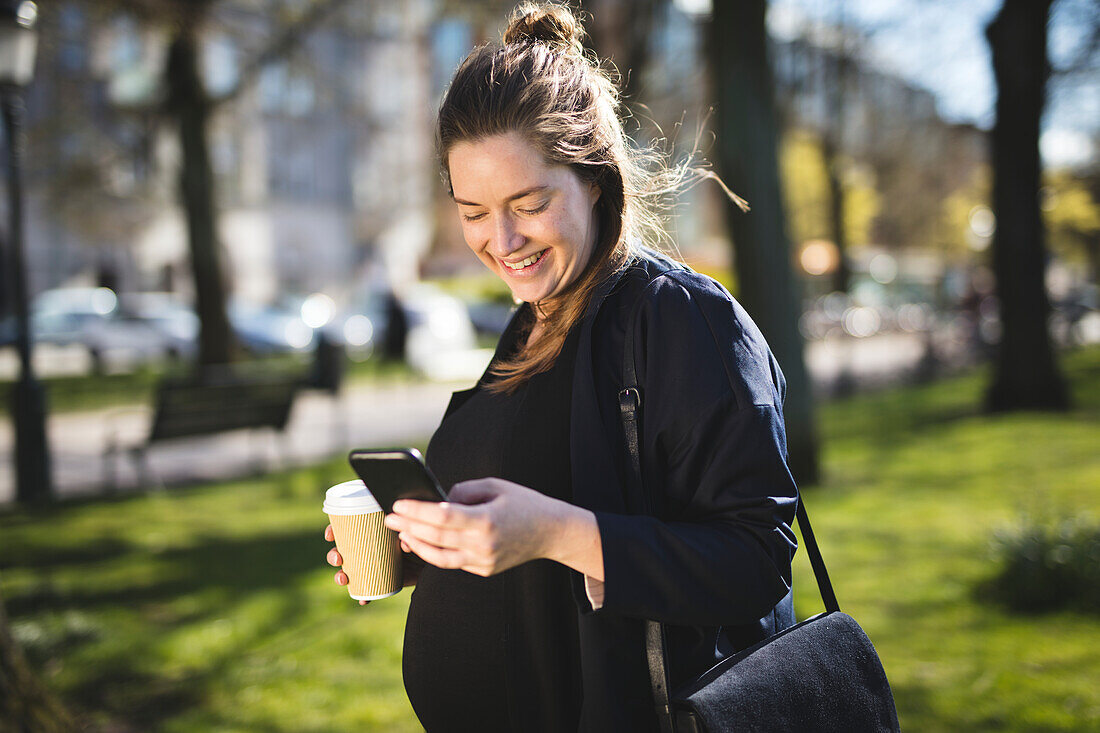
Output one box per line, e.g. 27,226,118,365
210,0,354,111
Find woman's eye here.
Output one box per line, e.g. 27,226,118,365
462,212,487,222
519,202,549,216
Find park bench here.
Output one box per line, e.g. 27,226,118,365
104,370,301,490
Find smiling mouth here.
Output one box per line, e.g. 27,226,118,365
501,249,548,271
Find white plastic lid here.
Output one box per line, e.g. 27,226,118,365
322,479,382,515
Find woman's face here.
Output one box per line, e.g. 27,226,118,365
447,132,601,307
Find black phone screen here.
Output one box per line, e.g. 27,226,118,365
348,448,448,514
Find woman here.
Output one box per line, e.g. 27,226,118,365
324,3,799,731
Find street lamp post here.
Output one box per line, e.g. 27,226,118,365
0,0,51,504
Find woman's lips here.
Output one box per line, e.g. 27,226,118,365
500,249,548,277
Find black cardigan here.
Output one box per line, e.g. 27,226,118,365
566,250,799,731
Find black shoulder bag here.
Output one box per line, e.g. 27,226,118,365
617,315,901,733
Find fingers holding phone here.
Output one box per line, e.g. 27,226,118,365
385,478,566,578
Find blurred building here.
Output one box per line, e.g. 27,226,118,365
12,0,439,306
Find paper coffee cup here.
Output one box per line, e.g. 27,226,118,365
324,479,402,601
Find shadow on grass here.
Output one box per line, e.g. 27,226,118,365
808,349,1100,492
834,347,1097,435
61,587,318,731
68,667,204,731
6,527,328,617
0,537,133,571
7,526,331,731
889,681,951,732
824,392,985,448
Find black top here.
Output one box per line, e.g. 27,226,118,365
403,307,584,733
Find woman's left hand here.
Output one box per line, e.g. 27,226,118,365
383,478,572,577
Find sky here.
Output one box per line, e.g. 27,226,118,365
673,0,1098,168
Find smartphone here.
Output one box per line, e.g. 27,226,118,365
347,448,448,514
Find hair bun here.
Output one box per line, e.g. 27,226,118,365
503,2,586,57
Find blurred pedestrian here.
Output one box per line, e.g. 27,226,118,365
382,289,408,362
309,330,344,394
325,3,799,730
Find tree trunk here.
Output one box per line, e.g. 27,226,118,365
1087,174,1100,289
165,29,238,367
0,588,77,732
984,0,1069,411
823,14,853,295
707,0,819,484
822,134,852,294
583,0,664,104
1086,236,1100,290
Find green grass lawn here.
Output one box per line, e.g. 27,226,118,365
2,349,1099,731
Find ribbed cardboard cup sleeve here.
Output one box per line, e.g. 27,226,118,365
328,511,403,600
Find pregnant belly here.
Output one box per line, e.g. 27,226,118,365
402,566,512,730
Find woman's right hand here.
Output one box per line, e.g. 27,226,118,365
324,524,419,606
324,523,368,605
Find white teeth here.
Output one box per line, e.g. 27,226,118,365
504,250,545,270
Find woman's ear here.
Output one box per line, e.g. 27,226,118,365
589,181,602,205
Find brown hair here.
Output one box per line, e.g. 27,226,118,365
438,2,743,393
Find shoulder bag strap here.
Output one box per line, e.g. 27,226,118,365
617,294,677,733
618,294,840,733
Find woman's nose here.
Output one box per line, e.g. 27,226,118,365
490,214,525,257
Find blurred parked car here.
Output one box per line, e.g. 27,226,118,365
403,285,478,365
800,281,937,341
276,292,377,361
117,292,199,360
228,298,317,355
224,292,376,361
466,299,516,336
0,315,14,348
30,287,190,371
